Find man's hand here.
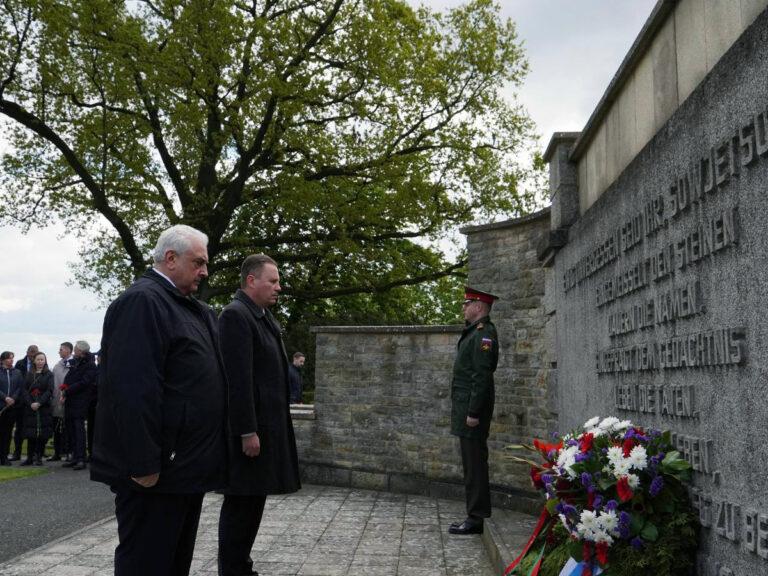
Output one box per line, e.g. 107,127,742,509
131,473,160,488
4,397,13,406
242,434,261,457
466,416,480,428
31,402,40,411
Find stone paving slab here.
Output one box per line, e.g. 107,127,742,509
0,485,504,576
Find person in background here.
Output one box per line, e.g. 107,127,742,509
0,351,23,466
61,341,98,471
50,342,73,462
20,351,53,466
288,352,305,404
9,344,38,461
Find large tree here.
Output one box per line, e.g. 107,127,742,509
0,0,538,307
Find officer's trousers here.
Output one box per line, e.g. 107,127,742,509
459,436,491,522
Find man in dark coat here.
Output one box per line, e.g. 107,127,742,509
217,254,300,576
448,287,499,536
288,352,305,404
9,345,37,461
61,341,98,471
91,224,227,576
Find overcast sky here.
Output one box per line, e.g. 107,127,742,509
0,0,657,359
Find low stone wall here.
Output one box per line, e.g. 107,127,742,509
295,326,461,490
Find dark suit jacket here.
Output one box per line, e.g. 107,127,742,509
62,353,98,418
91,269,227,493
219,289,300,495
14,358,32,377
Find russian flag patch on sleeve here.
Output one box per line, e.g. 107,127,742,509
481,337,493,351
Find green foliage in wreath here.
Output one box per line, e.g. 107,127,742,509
513,492,698,576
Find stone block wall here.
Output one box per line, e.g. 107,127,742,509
295,326,464,492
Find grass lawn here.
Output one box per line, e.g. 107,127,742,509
0,438,55,482
0,466,48,483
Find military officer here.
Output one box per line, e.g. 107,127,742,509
448,287,499,535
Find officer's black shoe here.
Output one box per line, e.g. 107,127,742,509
46,455,61,462
20,459,33,466
62,460,77,468
448,520,483,535
72,461,87,470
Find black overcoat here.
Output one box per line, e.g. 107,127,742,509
0,367,23,407
62,353,98,419
90,269,228,494
21,370,53,439
219,289,300,495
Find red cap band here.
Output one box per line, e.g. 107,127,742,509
464,291,495,304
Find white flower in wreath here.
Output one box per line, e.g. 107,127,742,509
613,458,631,477
598,416,620,432
584,416,600,429
593,530,614,545
628,445,648,470
606,446,624,466
598,509,619,536
557,445,580,478
626,473,640,490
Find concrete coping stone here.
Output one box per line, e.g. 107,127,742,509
309,324,463,334
543,131,581,162
460,207,551,235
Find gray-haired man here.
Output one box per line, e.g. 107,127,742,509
61,340,98,471
91,224,228,576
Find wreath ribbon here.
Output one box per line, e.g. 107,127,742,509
503,508,552,576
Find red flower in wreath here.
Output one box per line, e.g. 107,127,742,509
59,383,69,391
533,438,563,456
530,467,544,490
617,476,634,502
596,541,609,565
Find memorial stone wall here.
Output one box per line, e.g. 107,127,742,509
547,8,768,574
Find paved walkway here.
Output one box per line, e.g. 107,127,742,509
0,485,501,576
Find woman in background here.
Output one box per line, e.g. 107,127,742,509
21,351,53,466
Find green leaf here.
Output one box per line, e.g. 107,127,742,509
545,498,560,516
568,539,583,561
641,522,659,542
662,451,681,465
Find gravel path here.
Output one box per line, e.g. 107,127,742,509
0,463,114,563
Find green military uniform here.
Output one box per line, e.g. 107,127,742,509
451,313,499,527
451,315,499,439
